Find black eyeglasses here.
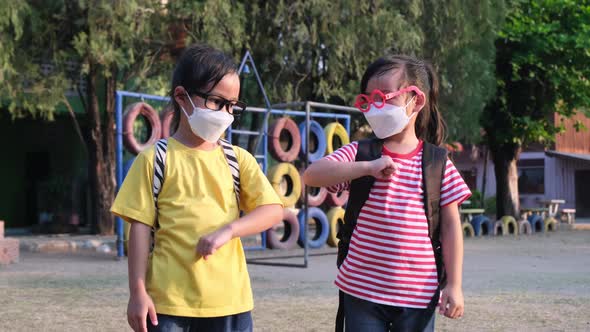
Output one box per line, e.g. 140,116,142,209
192,91,246,116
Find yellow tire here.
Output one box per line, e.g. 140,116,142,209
544,217,558,232
327,207,346,247
501,216,518,236
324,122,350,154
462,222,475,237
268,162,302,207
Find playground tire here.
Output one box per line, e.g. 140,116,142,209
324,122,350,155
544,217,558,232
470,215,493,236
268,163,301,207
462,222,475,237
300,177,328,207
299,120,327,162
160,107,175,138
326,190,349,207
268,117,301,162
123,102,162,155
298,207,330,249
518,220,532,235
327,207,346,247
493,220,507,236
501,216,519,236
528,214,544,233
266,209,300,250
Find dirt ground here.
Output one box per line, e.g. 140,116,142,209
1,230,589,332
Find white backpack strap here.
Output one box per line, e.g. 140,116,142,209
153,138,168,207
218,138,241,208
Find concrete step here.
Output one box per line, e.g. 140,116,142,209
17,235,116,254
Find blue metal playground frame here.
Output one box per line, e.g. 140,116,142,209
114,90,351,258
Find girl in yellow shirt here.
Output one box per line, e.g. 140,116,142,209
112,44,283,332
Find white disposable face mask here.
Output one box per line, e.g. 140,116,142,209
363,96,416,139
181,91,234,142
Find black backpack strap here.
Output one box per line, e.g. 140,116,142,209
337,138,383,267
153,139,168,207
421,142,448,298
335,138,382,332
218,138,241,207
152,138,168,229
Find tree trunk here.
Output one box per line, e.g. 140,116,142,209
102,68,117,234
491,144,521,219
86,61,116,235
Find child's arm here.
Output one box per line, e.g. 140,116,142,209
196,204,283,259
303,156,397,188
127,222,158,331
439,202,464,319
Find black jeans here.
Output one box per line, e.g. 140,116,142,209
342,293,435,332
147,311,252,332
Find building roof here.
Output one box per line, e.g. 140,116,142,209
545,150,590,162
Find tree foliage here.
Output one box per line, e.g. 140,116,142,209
1,0,508,232
482,0,590,217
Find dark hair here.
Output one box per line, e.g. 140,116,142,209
169,44,238,132
360,55,447,146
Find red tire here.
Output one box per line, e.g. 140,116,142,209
160,107,175,139
326,190,349,207
300,179,328,207
266,209,300,250
268,117,301,162
123,102,162,154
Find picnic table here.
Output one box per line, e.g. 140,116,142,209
539,199,565,219
460,208,485,223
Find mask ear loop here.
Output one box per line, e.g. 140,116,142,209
180,90,196,119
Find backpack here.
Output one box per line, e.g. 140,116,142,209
151,138,241,227
335,138,448,332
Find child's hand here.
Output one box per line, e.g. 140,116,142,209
127,290,157,332
439,284,464,319
368,156,398,179
196,224,234,260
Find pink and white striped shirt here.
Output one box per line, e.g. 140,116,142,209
325,141,471,308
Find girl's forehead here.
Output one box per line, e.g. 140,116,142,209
366,69,405,93
209,73,240,99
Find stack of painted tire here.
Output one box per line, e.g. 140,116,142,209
469,214,538,237
266,117,303,249
298,121,350,249
266,117,351,249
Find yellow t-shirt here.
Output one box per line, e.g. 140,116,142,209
111,138,282,317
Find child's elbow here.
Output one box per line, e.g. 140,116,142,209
302,165,320,187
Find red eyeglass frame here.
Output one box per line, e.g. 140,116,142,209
354,85,423,113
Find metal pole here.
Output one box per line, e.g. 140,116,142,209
304,101,311,268
271,101,306,109
115,92,125,258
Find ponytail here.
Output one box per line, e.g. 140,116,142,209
418,62,446,146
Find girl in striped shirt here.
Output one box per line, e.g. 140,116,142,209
304,55,470,331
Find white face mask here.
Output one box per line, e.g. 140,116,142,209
181,91,234,142
363,96,416,139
